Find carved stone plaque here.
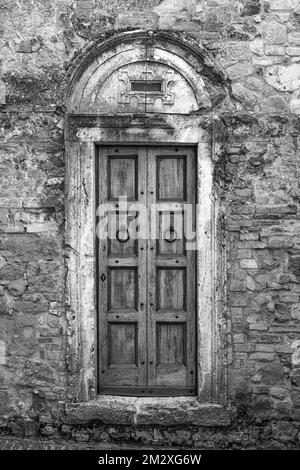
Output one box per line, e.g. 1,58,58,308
118,68,176,108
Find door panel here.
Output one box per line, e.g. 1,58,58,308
157,268,186,310
156,321,186,387
108,268,137,310
98,147,147,390
158,211,185,255
108,212,138,256
98,145,196,395
109,323,137,364
157,156,186,201
108,156,138,200
147,147,196,393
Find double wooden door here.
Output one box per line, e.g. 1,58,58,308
97,145,196,396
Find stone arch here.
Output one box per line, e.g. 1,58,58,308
66,31,227,115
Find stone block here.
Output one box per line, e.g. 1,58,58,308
76,0,93,17
288,31,300,44
265,45,285,55
249,323,269,331
230,292,250,307
264,21,287,44
65,398,136,425
255,344,277,353
269,0,299,9
231,83,258,107
0,297,10,315
286,46,300,55
247,276,256,291
250,38,264,55
236,249,252,259
14,299,48,314
268,237,294,249
0,79,5,105
240,259,258,269
275,302,291,322
233,334,245,343
279,292,299,303
275,344,293,353
265,64,300,91
230,279,247,291
16,40,32,53
136,402,231,427
7,279,26,297
221,42,251,63
291,304,300,320
271,421,297,442
0,391,9,414
17,360,55,387
0,263,25,281
0,341,6,365
242,1,261,16
290,89,300,114
240,232,259,241
226,62,255,80
117,11,159,29
253,56,282,66
250,352,275,361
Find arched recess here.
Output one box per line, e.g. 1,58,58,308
65,31,228,424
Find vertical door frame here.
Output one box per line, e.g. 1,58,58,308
65,114,226,405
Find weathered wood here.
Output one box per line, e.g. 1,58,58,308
147,147,157,388
157,156,186,201
98,145,196,395
108,156,137,200
147,147,196,393
98,147,147,389
186,147,197,387
137,148,148,386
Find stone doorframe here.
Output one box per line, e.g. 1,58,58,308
64,32,229,425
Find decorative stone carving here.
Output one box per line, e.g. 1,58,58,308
118,68,176,108
83,59,200,114
68,34,222,114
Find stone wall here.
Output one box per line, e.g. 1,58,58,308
0,0,300,448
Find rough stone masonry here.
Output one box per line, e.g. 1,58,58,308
1,0,300,449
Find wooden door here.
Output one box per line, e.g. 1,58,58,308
97,146,196,396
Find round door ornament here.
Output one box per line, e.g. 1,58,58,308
116,226,130,243
164,227,177,243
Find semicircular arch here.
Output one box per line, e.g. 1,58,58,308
67,31,227,115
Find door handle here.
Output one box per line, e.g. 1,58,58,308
164,227,177,243
100,273,106,282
